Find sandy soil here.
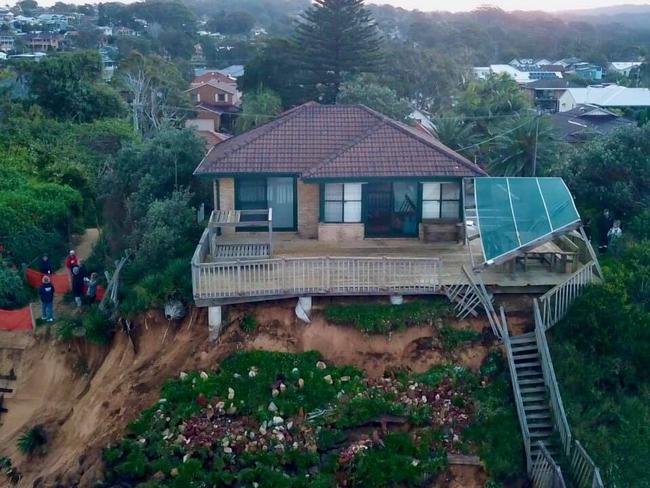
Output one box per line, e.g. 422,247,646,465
0,299,498,487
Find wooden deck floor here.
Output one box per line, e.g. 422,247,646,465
206,233,571,289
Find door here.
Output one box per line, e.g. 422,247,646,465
267,177,295,230
364,182,393,237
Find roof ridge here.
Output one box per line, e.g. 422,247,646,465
301,112,386,177
354,104,488,176
198,103,317,167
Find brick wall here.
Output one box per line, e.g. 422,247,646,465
297,181,319,239
218,178,235,236
318,223,364,242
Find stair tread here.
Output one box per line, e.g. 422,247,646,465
524,403,549,411
517,370,543,378
512,353,540,360
518,378,545,385
511,343,538,351
521,386,546,393
515,361,542,368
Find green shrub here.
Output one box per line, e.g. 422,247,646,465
17,426,47,455
241,314,258,333
0,259,31,309
324,299,453,334
55,306,114,345
439,325,482,350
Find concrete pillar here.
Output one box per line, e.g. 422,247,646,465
389,295,404,305
295,296,312,323
208,306,222,342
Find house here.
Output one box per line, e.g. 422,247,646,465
473,64,562,84
608,62,643,77
567,62,603,81
25,33,63,51
186,72,241,132
0,51,6,60
185,118,231,149
558,84,650,112
522,78,580,112
550,104,635,143
0,35,14,52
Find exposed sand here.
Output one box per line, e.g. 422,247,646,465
0,299,499,487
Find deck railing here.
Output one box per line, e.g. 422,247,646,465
531,442,567,488
192,246,443,303
570,440,605,488
537,262,598,330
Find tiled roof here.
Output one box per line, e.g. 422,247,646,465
192,71,236,85
194,103,487,178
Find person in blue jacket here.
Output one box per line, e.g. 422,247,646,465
39,275,55,322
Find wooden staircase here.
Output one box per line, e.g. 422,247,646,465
510,332,557,462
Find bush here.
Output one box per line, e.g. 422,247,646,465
55,306,114,345
0,259,31,309
17,426,47,455
324,299,452,334
241,314,258,333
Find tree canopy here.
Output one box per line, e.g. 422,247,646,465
337,74,411,122
293,0,384,103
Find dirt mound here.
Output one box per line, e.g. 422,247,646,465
0,300,496,487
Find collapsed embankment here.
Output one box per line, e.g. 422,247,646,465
0,299,526,487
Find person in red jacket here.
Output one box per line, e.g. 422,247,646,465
65,250,79,286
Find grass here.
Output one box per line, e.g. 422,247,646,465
241,314,258,333
102,350,525,486
0,456,20,484
54,306,114,345
17,426,47,456
439,325,482,351
323,299,453,334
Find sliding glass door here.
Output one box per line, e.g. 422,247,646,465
235,177,296,230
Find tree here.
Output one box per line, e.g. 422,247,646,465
486,116,559,176
432,116,478,153
115,52,192,135
337,74,411,121
559,124,650,220
207,10,255,35
239,38,313,108
17,0,38,16
27,51,125,122
293,0,384,103
235,88,282,133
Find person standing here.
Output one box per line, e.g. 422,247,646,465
39,276,55,322
85,272,99,304
39,255,52,275
607,220,623,256
65,250,79,285
597,209,614,254
71,265,85,308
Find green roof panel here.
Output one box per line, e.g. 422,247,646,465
475,177,580,263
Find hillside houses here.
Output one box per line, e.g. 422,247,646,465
558,84,650,112
549,104,635,143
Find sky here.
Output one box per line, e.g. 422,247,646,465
366,0,650,12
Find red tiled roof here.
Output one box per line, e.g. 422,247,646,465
192,71,236,86
194,103,487,178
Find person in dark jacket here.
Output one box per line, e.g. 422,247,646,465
39,276,55,322
39,255,52,275
71,265,85,308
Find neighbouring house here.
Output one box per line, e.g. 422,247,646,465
473,64,562,83
25,33,63,51
191,103,596,316
558,84,650,112
185,118,231,149
607,61,644,77
566,62,603,81
522,78,580,112
550,104,635,143
0,35,14,52
186,71,241,132
0,51,6,60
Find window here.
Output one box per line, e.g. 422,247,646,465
217,93,226,102
422,182,461,219
323,183,362,223
196,93,201,102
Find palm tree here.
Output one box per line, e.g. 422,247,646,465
487,115,559,176
432,115,478,159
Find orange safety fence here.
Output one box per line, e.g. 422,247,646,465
25,268,71,294
0,305,34,331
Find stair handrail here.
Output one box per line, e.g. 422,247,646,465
531,441,567,488
537,261,598,330
570,440,605,488
534,299,573,457
499,307,533,470
462,265,502,338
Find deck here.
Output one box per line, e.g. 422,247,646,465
192,228,580,307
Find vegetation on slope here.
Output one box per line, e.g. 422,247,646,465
102,350,524,486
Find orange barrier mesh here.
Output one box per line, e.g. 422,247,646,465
0,305,34,331
25,269,71,294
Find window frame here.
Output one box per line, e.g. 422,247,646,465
321,183,363,223
420,181,462,221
